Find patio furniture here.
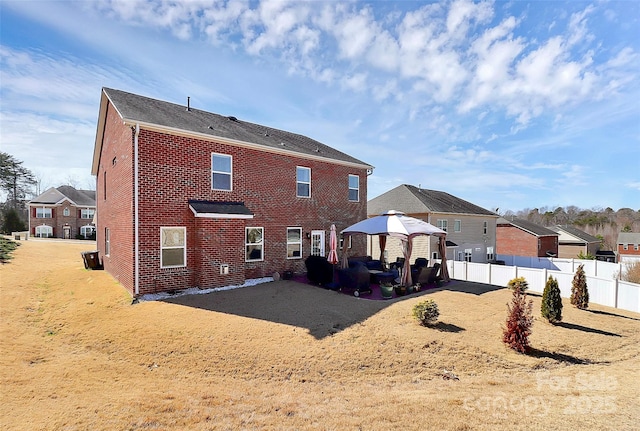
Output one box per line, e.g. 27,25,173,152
337,261,372,297
412,263,441,286
305,255,334,286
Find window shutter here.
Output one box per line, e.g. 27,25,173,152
51,208,55,218
78,209,82,218
33,207,36,217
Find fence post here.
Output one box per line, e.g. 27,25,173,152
614,278,619,308
543,268,547,286
487,263,492,285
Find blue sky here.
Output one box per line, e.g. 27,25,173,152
1,0,639,213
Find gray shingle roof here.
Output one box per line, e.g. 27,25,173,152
101,88,371,168
617,232,640,245
29,186,95,206
497,217,558,237
549,225,601,243
368,184,496,217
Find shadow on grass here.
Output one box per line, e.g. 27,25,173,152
528,348,594,365
161,279,494,340
556,321,622,337
587,308,640,321
433,321,465,333
162,281,389,340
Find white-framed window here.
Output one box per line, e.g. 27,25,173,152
81,209,95,219
246,227,264,261
437,219,448,232
487,246,494,261
36,207,52,218
212,153,232,191
623,244,629,250
464,248,472,262
635,245,639,251
161,227,186,268
63,208,70,216
105,227,110,256
80,225,95,239
296,166,311,198
339,234,352,250
483,221,488,235
348,174,359,202
454,220,461,232
35,225,53,238
287,227,302,259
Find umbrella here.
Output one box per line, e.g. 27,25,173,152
341,211,446,286
327,224,339,265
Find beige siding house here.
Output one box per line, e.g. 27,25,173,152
548,225,601,258
366,185,498,265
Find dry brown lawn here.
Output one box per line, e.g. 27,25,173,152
1,239,639,430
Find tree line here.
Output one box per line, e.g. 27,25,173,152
503,206,640,251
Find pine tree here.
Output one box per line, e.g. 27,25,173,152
541,275,563,323
570,264,589,309
503,278,534,353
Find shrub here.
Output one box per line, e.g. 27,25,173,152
503,277,533,353
621,261,640,284
412,300,439,326
570,264,589,309
541,275,563,323
507,277,528,294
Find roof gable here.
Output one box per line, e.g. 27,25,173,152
29,187,66,205
617,232,640,245
29,186,95,206
368,184,496,217
93,88,372,175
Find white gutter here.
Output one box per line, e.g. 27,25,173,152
134,123,140,296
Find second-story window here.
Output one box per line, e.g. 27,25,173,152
81,209,95,219
348,174,359,202
63,208,70,216
297,166,311,198
483,221,488,235
36,208,52,218
212,153,232,191
454,220,461,232
437,219,448,232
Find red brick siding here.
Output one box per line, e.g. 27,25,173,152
618,244,640,255
98,116,368,296
29,204,94,238
496,225,558,257
95,102,135,292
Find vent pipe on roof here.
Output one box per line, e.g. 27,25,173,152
186,96,191,112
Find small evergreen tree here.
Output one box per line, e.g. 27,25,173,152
570,264,589,309
503,277,534,353
541,275,563,323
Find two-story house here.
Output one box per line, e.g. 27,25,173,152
91,88,373,297
28,186,96,239
616,232,640,264
496,217,559,258
366,184,498,264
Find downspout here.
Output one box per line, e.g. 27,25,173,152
134,123,140,296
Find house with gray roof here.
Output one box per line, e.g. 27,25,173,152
496,217,558,258
367,184,499,264
91,87,373,297
548,225,601,258
617,232,640,264
29,186,96,239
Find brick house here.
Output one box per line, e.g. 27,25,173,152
91,88,372,297
548,225,601,258
367,184,499,263
28,186,96,239
616,232,640,264
496,217,558,257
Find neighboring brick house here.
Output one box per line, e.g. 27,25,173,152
28,186,96,239
548,225,601,258
367,184,499,264
616,232,640,264
496,217,558,257
91,88,372,297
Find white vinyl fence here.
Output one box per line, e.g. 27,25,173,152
446,257,640,314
